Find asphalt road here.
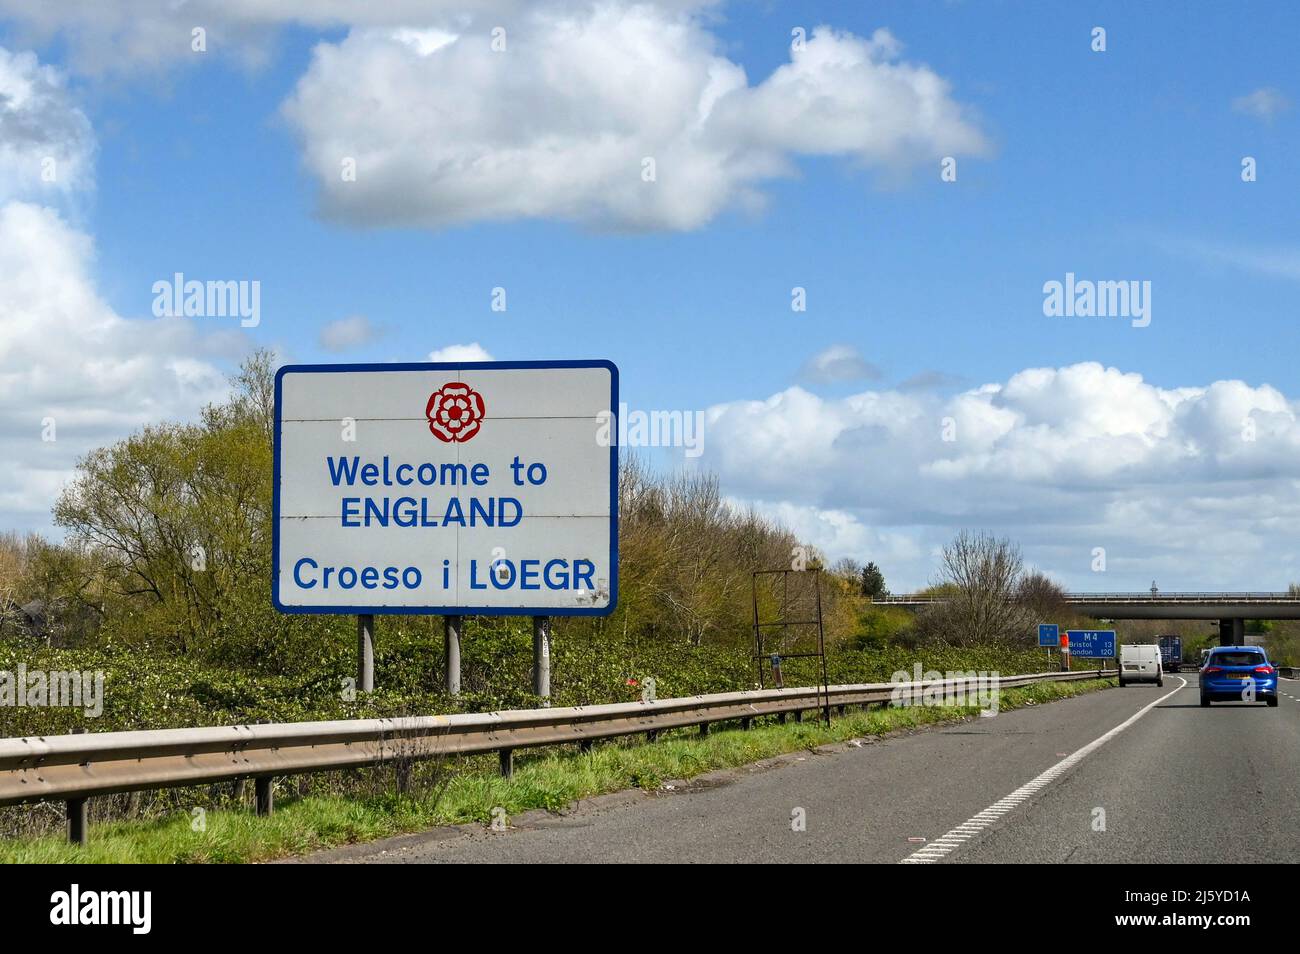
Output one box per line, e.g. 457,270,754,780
303,674,1300,864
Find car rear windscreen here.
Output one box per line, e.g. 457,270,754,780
1209,652,1265,666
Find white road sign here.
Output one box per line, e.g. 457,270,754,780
273,360,618,615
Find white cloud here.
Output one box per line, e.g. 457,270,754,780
428,342,493,363
798,344,881,384
0,46,95,203
0,41,238,530
281,11,987,231
0,1,518,74
1232,86,1291,122
0,2,721,73
703,363,1300,590
319,314,380,352
737,498,925,570
0,201,235,528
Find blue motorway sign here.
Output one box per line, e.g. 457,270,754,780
1066,629,1116,658
1038,623,1059,647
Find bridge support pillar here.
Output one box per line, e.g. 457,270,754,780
1218,618,1244,646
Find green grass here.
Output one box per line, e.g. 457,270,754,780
0,677,1114,863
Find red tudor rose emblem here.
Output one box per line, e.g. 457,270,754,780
425,382,485,443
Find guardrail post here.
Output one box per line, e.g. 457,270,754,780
357,614,375,693
67,798,88,846
741,717,752,730
532,615,551,705
499,749,513,777
699,722,710,737
445,615,462,696
66,727,87,846
646,729,658,742
793,710,803,723
256,777,274,817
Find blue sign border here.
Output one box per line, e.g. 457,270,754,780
271,359,619,617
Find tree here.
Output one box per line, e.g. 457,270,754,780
1017,569,1066,620
52,351,276,653
0,532,31,637
924,530,1029,646
859,562,888,600
615,458,800,647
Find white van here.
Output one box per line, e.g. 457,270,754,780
1119,644,1163,687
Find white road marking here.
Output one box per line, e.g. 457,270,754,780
900,677,1189,864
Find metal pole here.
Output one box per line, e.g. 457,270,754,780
356,614,374,693
445,615,462,696
532,615,551,704
815,569,830,725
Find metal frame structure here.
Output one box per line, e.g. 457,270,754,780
751,568,830,724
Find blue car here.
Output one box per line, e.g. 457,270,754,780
1199,646,1278,707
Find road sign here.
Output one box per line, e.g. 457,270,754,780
272,360,618,616
1065,629,1116,658
1038,623,1059,647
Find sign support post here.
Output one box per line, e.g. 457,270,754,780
533,615,551,705
1038,624,1059,672
445,615,462,696
356,614,375,693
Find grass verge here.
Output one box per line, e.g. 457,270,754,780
0,677,1114,863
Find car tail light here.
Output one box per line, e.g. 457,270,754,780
1255,665,1275,675
1203,666,1223,674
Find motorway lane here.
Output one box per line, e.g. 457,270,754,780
306,674,1277,864
955,673,1300,863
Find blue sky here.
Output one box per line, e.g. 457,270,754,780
69,2,1300,401
2,1,1299,590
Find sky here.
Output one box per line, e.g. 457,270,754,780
1,0,1299,592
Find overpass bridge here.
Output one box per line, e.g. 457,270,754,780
875,592,1300,644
